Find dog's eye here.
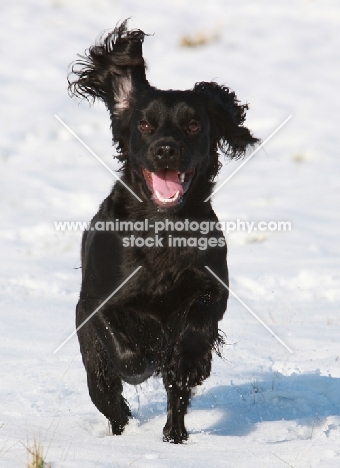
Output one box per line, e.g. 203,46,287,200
187,120,200,134
138,120,153,133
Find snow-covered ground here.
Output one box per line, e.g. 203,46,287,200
1,0,339,466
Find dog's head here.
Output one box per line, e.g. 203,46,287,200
69,20,259,210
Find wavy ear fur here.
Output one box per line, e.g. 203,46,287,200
194,82,259,158
68,20,148,115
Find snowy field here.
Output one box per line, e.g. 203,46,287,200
1,0,339,466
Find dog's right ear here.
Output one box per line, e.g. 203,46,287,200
68,20,148,115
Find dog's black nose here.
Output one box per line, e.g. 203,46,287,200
154,144,180,161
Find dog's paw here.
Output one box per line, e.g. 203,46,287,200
163,424,188,444
108,398,131,435
109,418,128,435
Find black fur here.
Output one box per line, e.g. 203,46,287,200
69,20,258,443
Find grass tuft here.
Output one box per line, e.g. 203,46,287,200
179,29,221,48
25,439,51,468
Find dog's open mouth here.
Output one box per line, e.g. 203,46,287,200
142,168,195,207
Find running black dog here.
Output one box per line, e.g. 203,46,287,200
69,20,258,443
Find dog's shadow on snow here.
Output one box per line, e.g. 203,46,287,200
134,372,340,437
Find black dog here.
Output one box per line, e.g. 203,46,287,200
69,20,258,443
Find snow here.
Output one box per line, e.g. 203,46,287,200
0,0,339,466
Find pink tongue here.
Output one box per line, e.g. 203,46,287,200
151,170,183,198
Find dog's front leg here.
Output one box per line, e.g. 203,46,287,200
162,288,228,443
162,369,191,444
162,329,212,444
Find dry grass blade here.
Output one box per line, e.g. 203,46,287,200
25,439,51,468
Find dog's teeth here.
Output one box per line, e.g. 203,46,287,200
155,191,181,203
179,173,185,183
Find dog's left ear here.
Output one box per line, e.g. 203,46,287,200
68,20,149,115
194,82,259,158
